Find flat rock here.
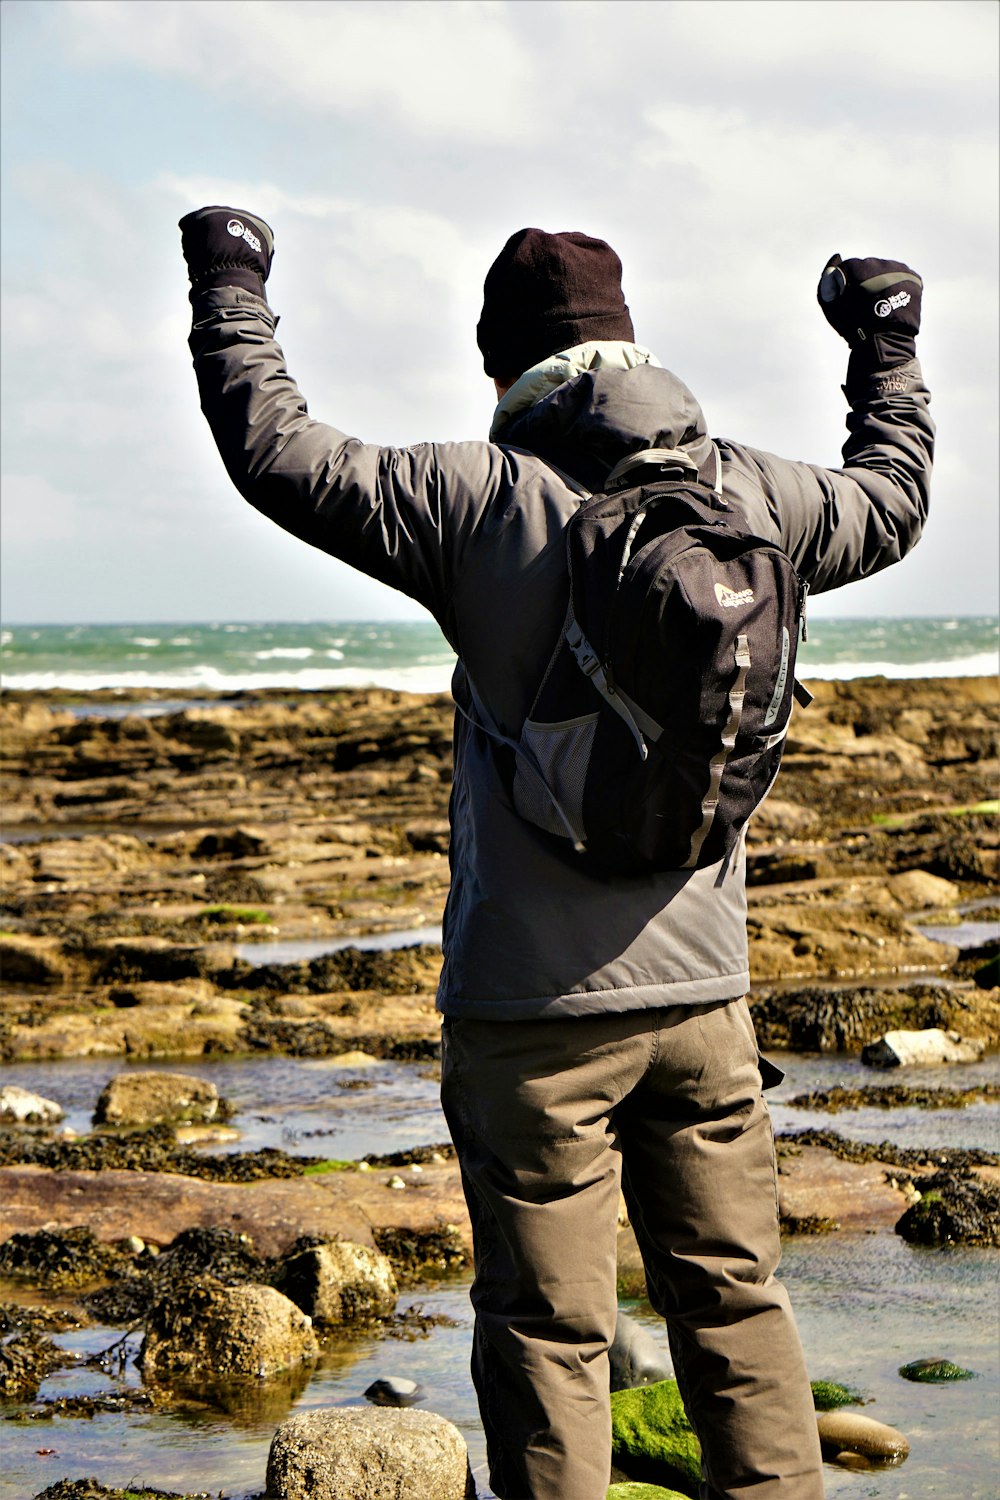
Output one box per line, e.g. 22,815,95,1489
0,1160,470,1260
862,1027,985,1068
266,1406,475,1500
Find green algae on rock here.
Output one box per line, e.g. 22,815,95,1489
899,1357,976,1382
609,1379,700,1494
607,1485,693,1499
810,1379,866,1410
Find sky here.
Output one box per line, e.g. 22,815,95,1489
1,0,997,626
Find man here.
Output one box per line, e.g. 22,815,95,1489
179,210,931,1499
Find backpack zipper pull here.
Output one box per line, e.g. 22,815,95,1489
798,578,810,643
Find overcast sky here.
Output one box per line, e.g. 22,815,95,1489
2,0,997,625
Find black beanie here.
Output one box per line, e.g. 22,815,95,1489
477,228,634,378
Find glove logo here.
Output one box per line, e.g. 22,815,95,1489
715,582,755,609
226,218,263,254
875,291,911,318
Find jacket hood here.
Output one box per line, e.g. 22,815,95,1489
499,362,715,493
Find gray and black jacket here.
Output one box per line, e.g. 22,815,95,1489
188,287,933,1019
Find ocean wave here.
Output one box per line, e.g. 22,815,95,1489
253,647,315,660
798,652,998,681
0,664,457,694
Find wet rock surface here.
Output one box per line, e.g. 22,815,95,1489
815,1409,910,1466
273,1240,398,1326
894,1168,1000,1247
139,1277,319,1381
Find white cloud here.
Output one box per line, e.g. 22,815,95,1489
63,0,539,141
667,0,997,82
2,475,84,545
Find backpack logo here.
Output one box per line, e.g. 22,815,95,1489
715,581,755,609
227,218,263,253
875,290,910,317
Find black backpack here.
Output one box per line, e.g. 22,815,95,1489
468,447,812,875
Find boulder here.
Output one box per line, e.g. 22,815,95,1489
862,1028,985,1068
140,1278,318,1382
275,1240,397,1326
816,1410,909,1464
886,869,961,909
895,1170,1000,1248
93,1070,222,1126
610,1379,701,1492
266,1406,476,1500
0,1084,64,1125
609,1310,672,1392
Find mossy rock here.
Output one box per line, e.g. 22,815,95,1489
899,1357,976,1382
811,1379,866,1410
609,1379,700,1494
607,1485,692,1499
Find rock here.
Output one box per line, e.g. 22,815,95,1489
140,1278,318,1382
886,869,962,909
324,1049,382,1068
0,1225,127,1288
895,1170,1000,1247
364,1375,426,1407
816,1410,909,1464
195,825,269,858
174,1124,241,1145
810,1379,865,1410
609,1310,672,1392
0,934,67,985
610,1378,701,1491
0,1329,67,1399
93,1070,222,1126
607,1486,693,1500
898,1357,976,1382
862,1028,985,1067
0,1084,64,1124
266,1406,476,1499
275,1241,397,1326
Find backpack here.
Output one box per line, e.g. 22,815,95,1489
467,447,812,875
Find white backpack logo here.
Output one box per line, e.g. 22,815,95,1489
715,581,755,609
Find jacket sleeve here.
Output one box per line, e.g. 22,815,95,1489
187,287,505,634
718,359,934,595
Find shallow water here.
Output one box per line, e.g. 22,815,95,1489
3,1237,998,1499
5,1050,996,1161
2,1047,998,1497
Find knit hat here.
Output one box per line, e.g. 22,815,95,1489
477,228,634,378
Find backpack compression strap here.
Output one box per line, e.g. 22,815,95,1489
683,633,752,868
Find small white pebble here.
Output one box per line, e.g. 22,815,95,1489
387,1175,406,1190
410,1163,423,1174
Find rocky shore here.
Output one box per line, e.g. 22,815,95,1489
1,679,997,1497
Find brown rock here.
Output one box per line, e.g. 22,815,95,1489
140,1278,318,1380
267,1407,475,1500
93,1070,222,1127
276,1241,397,1326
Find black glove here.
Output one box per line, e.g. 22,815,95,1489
179,206,274,300
817,253,922,373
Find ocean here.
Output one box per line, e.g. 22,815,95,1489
0,616,996,695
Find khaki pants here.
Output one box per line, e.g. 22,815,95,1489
441,999,824,1500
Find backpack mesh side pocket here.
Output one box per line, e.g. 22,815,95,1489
512,714,599,840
